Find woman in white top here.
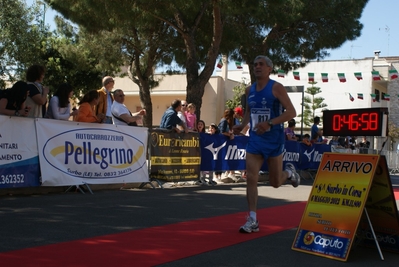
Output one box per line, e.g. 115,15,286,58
46,83,78,120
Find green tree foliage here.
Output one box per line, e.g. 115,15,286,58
43,19,123,96
45,0,368,124
0,0,121,97
226,83,246,110
298,82,328,127
222,0,368,82
45,0,177,126
0,0,44,85
46,0,226,122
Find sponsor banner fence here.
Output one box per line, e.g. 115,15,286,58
199,133,247,171
36,119,149,186
0,116,40,188
200,134,331,172
149,130,201,182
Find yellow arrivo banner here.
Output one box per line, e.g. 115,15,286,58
292,153,379,261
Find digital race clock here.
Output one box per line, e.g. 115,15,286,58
322,108,388,137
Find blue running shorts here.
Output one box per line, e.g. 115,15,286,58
246,140,284,159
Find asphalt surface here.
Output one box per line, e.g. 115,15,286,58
1,176,399,266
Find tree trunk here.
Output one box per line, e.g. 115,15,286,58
128,65,153,128
183,1,223,120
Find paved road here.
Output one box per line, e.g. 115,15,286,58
1,177,399,266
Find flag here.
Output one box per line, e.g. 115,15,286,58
321,73,328,82
308,73,314,82
235,61,243,69
357,93,363,100
277,69,285,78
383,94,390,101
372,71,381,81
389,69,398,80
338,73,346,82
217,59,223,69
370,94,377,102
354,72,363,80
349,93,354,102
293,71,300,80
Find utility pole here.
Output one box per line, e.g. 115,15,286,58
385,25,390,56
349,43,361,59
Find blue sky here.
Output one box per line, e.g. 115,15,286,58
31,0,398,61
326,0,399,60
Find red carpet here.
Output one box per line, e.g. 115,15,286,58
0,202,305,267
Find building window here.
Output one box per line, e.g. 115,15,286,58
375,89,380,102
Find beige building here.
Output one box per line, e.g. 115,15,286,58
114,72,241,127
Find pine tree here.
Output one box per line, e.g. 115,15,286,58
226,83,246,110
299,82,328,127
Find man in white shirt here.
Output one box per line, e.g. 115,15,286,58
111,89,146,126
177,100,187,130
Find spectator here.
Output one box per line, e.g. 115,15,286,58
209,123,220,134
197,120,206,133
185,103,197,131
234,106,243,125
95,76,115,124
25,64,49,118
285,119,297,141
177,100,187,131
75,90,105,123
218,108,236,183
209,123,222,184
195,120,216,186
111,89,146,126
358,136,370,154
358,136,370,148
328,136,340,146
311,116,326,144
218,108,235,139
45,83,78,120
338,136,347,147
348,136,357,150
301,134,312,146
159,99,188,133
0,81,31,116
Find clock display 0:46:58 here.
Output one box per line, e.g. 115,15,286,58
332,112,379,131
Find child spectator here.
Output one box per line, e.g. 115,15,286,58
285,119,297,141
209,123,222,184
302,134,312,146
185,103,197,131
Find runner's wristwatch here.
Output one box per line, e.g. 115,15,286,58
267,120,273,126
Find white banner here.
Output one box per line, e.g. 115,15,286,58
36,119,149,186
0,115,40,188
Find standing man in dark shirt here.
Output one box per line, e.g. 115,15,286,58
159,99,188,133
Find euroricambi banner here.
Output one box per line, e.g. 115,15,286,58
150,130,201,181
292,153,379,261
0,115,40,188
36,119,149,186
